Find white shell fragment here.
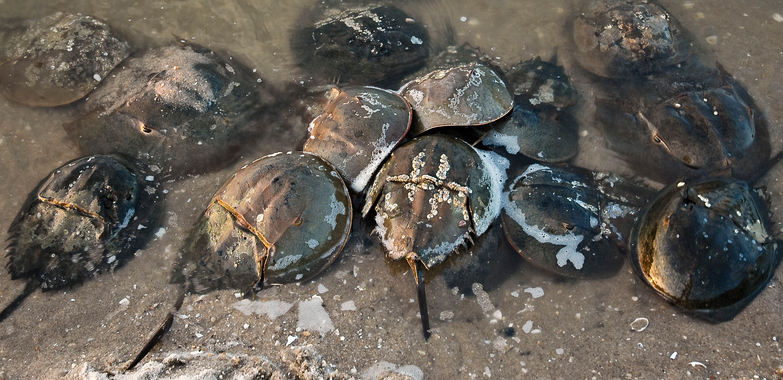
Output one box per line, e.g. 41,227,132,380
630,317,649,332
297,295,335,335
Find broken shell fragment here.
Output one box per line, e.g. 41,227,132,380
630,317,649,332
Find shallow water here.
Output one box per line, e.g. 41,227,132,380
1,0,782,378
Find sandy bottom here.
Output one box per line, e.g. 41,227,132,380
1,0,783,379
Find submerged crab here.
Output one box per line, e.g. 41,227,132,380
501,164,627,279
571,0,691,78
483,57,581,163
2,155,161,322
573,0,780,322
127,151,353,369
595,61,771,183
65,43,276,178
291,4,429,85
0,12,132,107
175,151,352,294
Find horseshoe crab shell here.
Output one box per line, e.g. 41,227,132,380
630,177,780,322
303,86,411,193
399,63,513,136
0,12,132,106
65,44,275,178
501,164,625,278
362,135,508,268
176,152,352,294
6,154,159,290
292,4,429,85
362,134,508,338
571,0,691,78
483,103,579,163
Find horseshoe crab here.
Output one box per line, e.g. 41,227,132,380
64,43,276,178
482,56,580,163
503,56,578,110
362,134,508,338
571,0,691,78
574,0,781,323
2,154,160,322
399,62,513,136
130,151,352,369
303,86,411,193
501,164,625,278
0,12,132,107
175,151,352,294
595,61,771,183
483,102,579,163
630,177,780,322
292,4,429,85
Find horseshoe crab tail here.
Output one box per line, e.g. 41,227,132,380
124,283,187,371
125,312,174,371
252,251,269,294
410,259,431,340
0,279,38,324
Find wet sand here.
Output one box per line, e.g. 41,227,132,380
1,0,782,378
